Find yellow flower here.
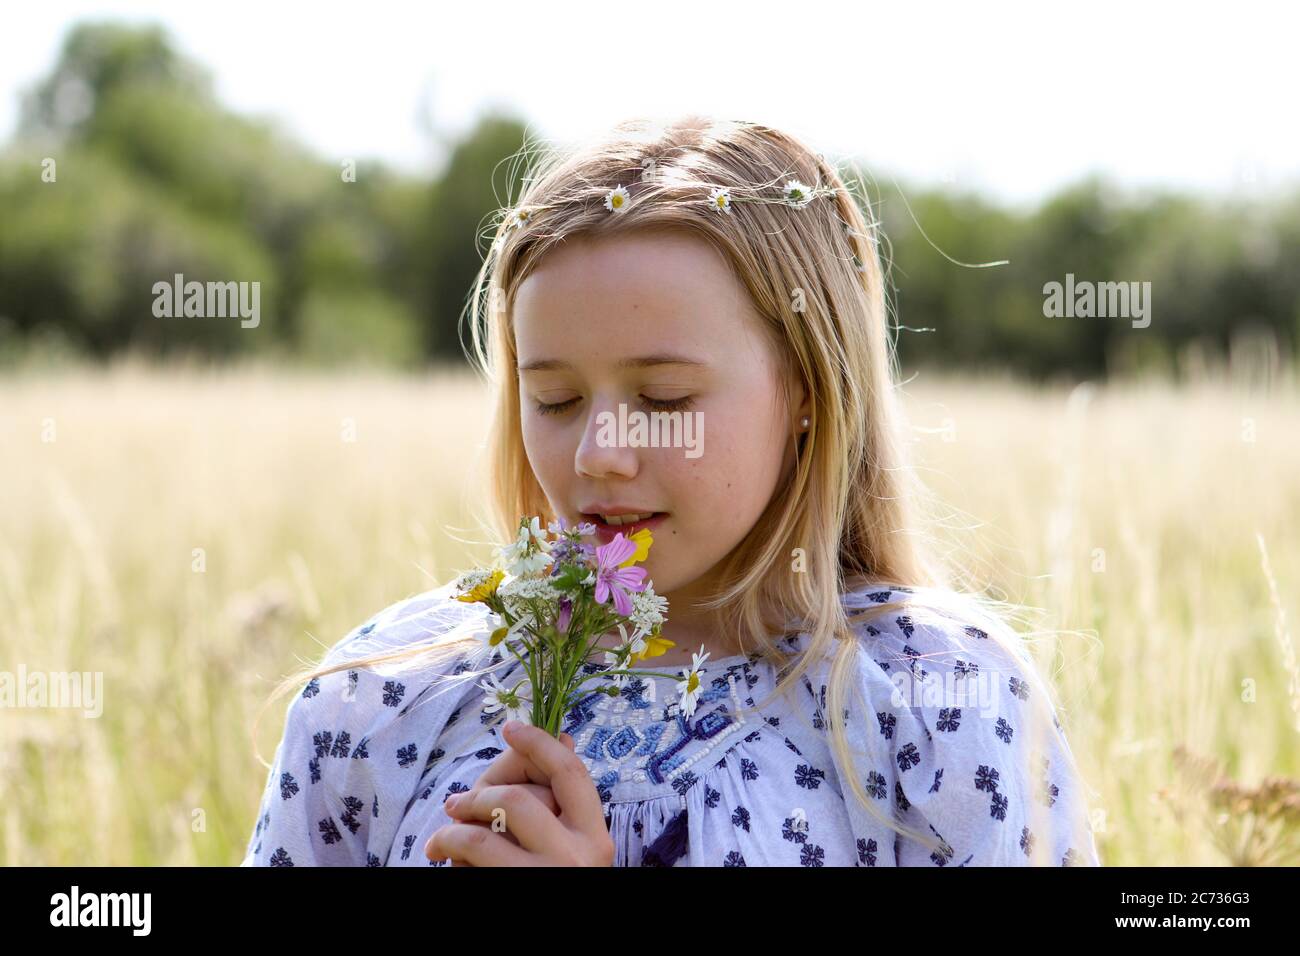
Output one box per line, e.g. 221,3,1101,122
456,568,504,604
631,634,674,663
618,528,653,567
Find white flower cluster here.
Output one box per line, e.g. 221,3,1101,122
498,575,562,604
628,586,669,637
454,567,496,593
494,516,552,578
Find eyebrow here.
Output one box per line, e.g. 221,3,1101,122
517,353,709,373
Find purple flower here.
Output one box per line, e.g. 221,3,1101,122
548,535,594,574
557,598,573,634
593,534,647,616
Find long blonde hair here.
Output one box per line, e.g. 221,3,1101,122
258,115,1088,859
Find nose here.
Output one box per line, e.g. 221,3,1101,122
573,398,639,480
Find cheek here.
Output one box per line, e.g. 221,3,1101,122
665,406,785,525
520,417,570,496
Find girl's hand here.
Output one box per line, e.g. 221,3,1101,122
441,729,573,856
425,721,615,867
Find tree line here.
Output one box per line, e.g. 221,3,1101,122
1,22,1295,380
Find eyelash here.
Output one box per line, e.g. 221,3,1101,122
533,395,696,416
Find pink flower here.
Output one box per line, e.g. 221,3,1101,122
593,534,647,616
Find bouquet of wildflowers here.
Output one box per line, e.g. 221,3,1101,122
452,516,709,737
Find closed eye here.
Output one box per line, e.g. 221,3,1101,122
532,395,696,416
533,397,579,416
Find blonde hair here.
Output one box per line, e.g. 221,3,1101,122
257,115,1089,860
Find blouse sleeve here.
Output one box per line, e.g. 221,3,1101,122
241,584,490,867
241,661,376,867
824,595,1100,866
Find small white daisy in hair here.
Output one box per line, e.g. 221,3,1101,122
782,179,815,207
707,186,732,214
604,184,631,213
453,514,709,737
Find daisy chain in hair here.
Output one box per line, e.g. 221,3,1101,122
707,186,733,214
604,185,631,213
697,177,836,214
782,179,815,207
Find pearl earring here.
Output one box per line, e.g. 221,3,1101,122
800,416,810,430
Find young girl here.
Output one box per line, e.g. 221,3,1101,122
243,116,1099,867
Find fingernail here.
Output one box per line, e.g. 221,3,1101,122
445,793,461,808
504,720,520,734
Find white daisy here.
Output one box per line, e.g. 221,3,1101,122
707,186,732,214
471,612,507,657
472,610,533,660
598,623,645,687
510,207,531,229
479,672,532,725
604,185,631,213
622,621,649,656
674,647,711,719
782,179,815,207
602,650,633,688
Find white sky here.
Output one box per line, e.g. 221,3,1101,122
1,0,1296,206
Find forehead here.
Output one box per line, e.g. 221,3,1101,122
512,229,763,365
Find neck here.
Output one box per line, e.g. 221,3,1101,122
651,571,745,662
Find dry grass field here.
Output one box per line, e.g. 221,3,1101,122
1,357,1296,865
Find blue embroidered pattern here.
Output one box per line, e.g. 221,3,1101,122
553,659,761,798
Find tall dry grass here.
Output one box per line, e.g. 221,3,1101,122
0,356,1296,865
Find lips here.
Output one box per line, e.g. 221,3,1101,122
579,511,669,544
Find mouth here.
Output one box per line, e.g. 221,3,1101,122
580,511,669,543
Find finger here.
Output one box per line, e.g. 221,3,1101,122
474,731,557,788
444,783,570,856
425,822,533,867
427,826,471,865
501,722,604,835
446,782,560,818
474,729,575,789
464,818,521,848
